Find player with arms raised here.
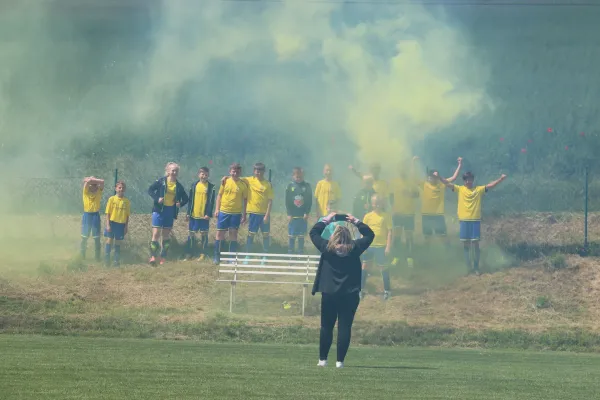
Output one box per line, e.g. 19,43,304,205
81,176,105,261
435,170,507,275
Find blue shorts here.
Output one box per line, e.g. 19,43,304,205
152,205,176,229
189,217,210,233
217,212,242,231
288,218,308,237
104,221,126,241
81,212,101,238
422,215,447,236
459,221,481,241
393,214,415,231
362,247,387,266
248,213,270,234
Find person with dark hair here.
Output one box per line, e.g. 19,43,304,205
310,212,375,368
435,170,507,275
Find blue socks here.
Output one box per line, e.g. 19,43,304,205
94,238,101,260
288,237,295,254
230,241,238,253
382,270,390,292
105,243,112,265
297,237,305,254
463,246,471,269
246,234,255,252
474,245,481,271
214,240,221,262
114,245,121,264
80,238,88,258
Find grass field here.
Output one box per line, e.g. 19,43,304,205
1,335,599,399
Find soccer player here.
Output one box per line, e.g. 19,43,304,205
349,162,389,199
213,163,248,264
389,158,419,267
148,162,189,265
221,162,274,263
361,194,393,300
314,164,342,219
104,181,130,267
285,167,312,254
351,174,375,221
420,157,463,246
183,167,215,262
81,176,105,261
435,171,507,275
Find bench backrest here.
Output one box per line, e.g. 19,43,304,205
217,252,319,285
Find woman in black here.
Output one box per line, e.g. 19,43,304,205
310,212,375,368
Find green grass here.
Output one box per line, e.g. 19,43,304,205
1,335,600,399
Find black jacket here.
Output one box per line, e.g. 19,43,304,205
186,180,216,218
147,177,189,218
310,221,374,295
285,181,312,218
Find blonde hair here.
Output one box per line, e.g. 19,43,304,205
165,162,180,174
326,225,355,255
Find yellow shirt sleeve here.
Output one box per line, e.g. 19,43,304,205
477,185,487,196
219,184,225,196
105,197,113,215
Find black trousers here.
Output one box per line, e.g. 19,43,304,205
319,292,360,362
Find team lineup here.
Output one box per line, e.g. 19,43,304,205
80,158,507,299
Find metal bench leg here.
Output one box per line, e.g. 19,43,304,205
230,282,235,313
302,285,306,317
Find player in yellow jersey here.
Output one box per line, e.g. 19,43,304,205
213,163,249,264
435,171,507,275
419,157,463,246
81,176,105,261
104,181,131,267
389,157,419,267
183,167,215,262
361,194,393,301
148,162,189,265
243,163,274,261
349,162,389,199
314,164,342,219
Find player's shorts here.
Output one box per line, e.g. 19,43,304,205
362,247,387,266
288,217,308,237
152,205,176,229
104,221,126,241
217,212,242,231
422,215,447,236
81,212,101,238
393,214,415,231
459,221,481,241
248,213,270,234
189,217,210,233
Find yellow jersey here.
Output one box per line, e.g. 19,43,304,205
389,178,418,215
219,178,248,214
243,177,274,215
373,179,389,198
314,179,342,216
363,210,393,248
454,185,487,221
421,181,446,215
164,180,177,206
82,186,103,213
192,181,209,218
105,195,131,224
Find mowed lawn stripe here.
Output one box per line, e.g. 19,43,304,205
1,335,600,399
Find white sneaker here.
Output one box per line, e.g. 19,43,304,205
336,361,344,368
317,360,328,367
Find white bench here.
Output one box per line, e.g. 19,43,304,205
217,252,320,316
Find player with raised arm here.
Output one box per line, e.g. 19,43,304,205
435,170,507,275
213,163,248,264
361,194,394,301
147,162,189,266
285,167,312,254
349,162,389,199
314,164,342,219
183,167,215,262
104,181,130,267
81,176,105,261
389,157,420,268
420,157,463,247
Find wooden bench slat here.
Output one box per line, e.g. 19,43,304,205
216,279,313,285
218,265,317,271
